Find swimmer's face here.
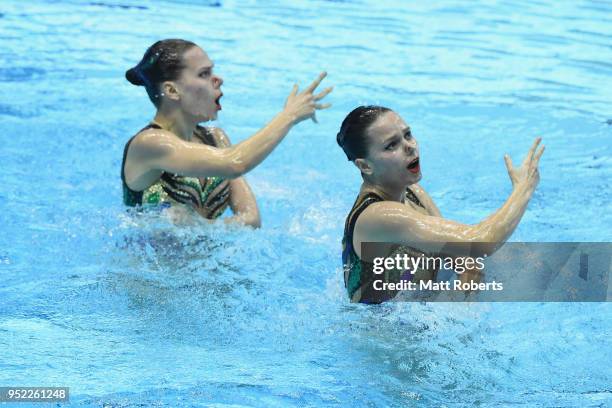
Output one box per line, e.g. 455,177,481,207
167,46,223,121
356,111,421,187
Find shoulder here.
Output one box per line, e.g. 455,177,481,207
356,200,420,237
127,127,181,159
352,200,424,257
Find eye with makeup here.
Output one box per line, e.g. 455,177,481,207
403,128,412,140
199,68,212,78
385,137,399,150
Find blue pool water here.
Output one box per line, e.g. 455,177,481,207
1,0,611,406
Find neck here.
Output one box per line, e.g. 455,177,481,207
153,108,198,141
360,179,407,202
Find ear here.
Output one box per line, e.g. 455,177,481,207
161,81,180,101
354,158,373,176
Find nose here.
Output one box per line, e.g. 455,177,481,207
403,138,417,156
213,75,223,88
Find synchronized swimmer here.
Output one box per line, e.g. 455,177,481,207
337,107,543,303
122,39,332,226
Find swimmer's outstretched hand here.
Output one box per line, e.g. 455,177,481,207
283,72,333,125
504,137,545,192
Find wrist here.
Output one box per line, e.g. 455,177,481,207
279,109,298,126
512,182,532,200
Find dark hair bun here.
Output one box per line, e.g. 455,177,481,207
127,39,197,106
336,130,345,148
125,67,144,86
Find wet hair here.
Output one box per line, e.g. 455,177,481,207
336,105,392,161
125,39,197,107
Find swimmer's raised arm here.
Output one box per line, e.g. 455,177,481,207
130,72,332,179
355,138,545,258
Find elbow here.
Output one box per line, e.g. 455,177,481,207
224,149,248,178
233,212,261,229
226,160,247,179
242,208,261,229
466,226,503,257
234,206,261,228
245,215,261,229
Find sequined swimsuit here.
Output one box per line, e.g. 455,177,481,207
341,188,437,303
121,124,231,219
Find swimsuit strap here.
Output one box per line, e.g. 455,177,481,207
342,192,384,287
405,187,425,209
121,123,162,187
121,123,164,206
193,125,217,145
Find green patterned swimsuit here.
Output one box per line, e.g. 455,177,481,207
121,124,231,219
341,189,437,303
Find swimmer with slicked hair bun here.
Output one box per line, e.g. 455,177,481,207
338,106,544,303
122,39,332,226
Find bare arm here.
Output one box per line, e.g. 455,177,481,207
210,128,261,228
225,177,261,228
413,182,481,288
129,73,333,180
356,138,545,258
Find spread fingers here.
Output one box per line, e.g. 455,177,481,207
304,71,327,94
524,137,542,165
313,86,333,101
533,145,545,167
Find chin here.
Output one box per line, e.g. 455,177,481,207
407,173,422,185
196,112,215,123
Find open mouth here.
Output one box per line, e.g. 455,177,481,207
215,93,223,110
407,157,420,174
